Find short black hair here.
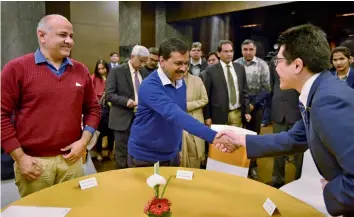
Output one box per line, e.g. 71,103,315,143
277,24,331,74
217,40,233,52
331,46,352,64
340,40,354,57
191,42,202,50
207,52,219,60
94,59,109,79
110,52,119,57
148,47,159,56
159,37,189,60
241,39,256,47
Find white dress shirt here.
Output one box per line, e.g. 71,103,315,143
220,60,241,110
128,61,142,104
157,67,183,89
299,73,321,108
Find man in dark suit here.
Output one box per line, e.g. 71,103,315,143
108,52,120,70
216,24,354,217
189,42,208,77
269,58,304,188
202,40,251,128
105,45,150,169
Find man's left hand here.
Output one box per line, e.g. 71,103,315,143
61,139,87,163
320,178,329,190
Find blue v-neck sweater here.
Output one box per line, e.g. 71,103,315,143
128,71,217,162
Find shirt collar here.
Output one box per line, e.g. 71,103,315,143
157,67,183,89
242,56,257,65
220,60,233,69
34,48,73,66
335,67,350,80
299,73,321,107
128,60,136,74
190,58,202,66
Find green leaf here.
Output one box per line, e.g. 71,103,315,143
160,176,172,198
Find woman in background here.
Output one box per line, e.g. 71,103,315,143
331,46,354,89
180,68,209,168
92,59,115,162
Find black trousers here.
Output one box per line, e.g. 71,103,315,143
114,116,135,169
245,107,263,169
272,121,304,185
96,112,114,153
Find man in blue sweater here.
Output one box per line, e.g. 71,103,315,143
127,38,232,167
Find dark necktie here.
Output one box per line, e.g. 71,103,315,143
298,102,308,125
226,65,237,105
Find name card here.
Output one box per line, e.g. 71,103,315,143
79,177,98,190
176,170,193,180
263,198,281,216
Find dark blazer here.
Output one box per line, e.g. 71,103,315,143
189,59,208,75
247,71,354,216
269,61,301,124
201,61,250,125
330,67,354,89
105,63,148,131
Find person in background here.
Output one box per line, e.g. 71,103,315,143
92,59,115,162
206,52,219,66
189,42,208,77
108,52,120,70
181,66,209,168
105,45,150,169
330,46,354,88
142,47,159,75
234,39,271,180
1,14,100,197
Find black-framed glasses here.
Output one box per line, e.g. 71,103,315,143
273,57,286,66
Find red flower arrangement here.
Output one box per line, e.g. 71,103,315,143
144,173,172,217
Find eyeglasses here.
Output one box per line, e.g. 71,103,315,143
273,57,286,66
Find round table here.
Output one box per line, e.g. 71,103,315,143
4,168,324,217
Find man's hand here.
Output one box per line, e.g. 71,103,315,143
205,119,212,127
245,114,252,122
214,130,246,153
61,139,87,163
212,133,240,153
249,104,254,112
11,148,43,181
127,99,135,108
320,179,329,190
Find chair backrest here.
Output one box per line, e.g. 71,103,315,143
299,149,324,180
206,125,257,177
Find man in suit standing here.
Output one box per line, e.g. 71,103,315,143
142,47,159,75
269,58,303,188
108,52,120,70
189,42,208,77
105,45,149,169
202,40,251,128
215,24,354,217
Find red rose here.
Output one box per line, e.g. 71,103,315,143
145,197,171,216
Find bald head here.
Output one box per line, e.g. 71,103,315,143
37,14,71,32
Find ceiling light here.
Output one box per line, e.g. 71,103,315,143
336,13,354,17
240,24,261,28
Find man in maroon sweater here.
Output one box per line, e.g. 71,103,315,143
1,14,101,197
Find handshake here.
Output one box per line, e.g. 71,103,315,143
212,130,247,153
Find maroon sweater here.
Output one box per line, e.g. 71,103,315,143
1,53,101,157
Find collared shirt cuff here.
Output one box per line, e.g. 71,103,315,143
84,125,96,135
